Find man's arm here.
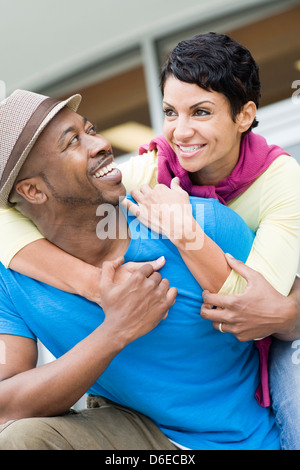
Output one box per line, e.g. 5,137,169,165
201,254,300,341
0,258,177,424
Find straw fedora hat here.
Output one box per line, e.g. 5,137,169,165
0,89,82,209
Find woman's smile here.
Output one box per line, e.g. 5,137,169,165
175,143,207,159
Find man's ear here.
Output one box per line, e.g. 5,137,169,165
237,101,257,134
15,178,48,204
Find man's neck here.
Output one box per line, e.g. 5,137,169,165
35,204,130,268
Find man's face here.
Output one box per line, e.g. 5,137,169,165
26,107,125,208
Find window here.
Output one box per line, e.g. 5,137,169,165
226,4,300,107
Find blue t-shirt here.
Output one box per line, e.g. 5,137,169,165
0,196,280,450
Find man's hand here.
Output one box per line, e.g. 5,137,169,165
0,257,177,424
113,256,166,286
92,256,166,306
201,254,298,341
99,257,177,347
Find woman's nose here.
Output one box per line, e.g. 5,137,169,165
173,117,195,141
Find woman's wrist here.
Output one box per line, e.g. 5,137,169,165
170,215,204,251
75,265,103,305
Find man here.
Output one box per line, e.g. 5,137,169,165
0,90,279,449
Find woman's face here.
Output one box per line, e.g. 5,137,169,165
162,76,252,184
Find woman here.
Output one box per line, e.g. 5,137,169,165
0,33,300,448
122,33,300,449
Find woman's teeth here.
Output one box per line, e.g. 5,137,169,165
178,144,205,153
93,163,118,178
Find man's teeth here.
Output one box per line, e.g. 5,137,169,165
93,163,118,178
179,144,205,152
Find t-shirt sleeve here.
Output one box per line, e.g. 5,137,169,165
0,207,44,268
219,156,300,296
117,150,158,192
209,200,255,264
0,271,36,340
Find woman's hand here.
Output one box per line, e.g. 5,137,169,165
201,254,299,341
121,178,198,246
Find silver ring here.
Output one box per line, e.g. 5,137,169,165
218,322,225,333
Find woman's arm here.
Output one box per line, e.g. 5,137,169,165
0,207,45,268
9,238,167,303
122,178,231,293
0,207,102,302
9,238,103,303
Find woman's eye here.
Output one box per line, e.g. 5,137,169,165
163,108,176,117
194,109,210,117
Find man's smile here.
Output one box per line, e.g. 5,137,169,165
91,156,122,182
92,162,119,179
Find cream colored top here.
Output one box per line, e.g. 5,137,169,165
1,151,300,296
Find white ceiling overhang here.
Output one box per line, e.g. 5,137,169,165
1,0,297,94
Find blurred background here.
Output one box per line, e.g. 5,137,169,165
1,0,299,264
1,0,299,159
1,0,299,405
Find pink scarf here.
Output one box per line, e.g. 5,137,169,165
139,132,289,407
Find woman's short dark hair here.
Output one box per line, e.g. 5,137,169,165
160,32,261,133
